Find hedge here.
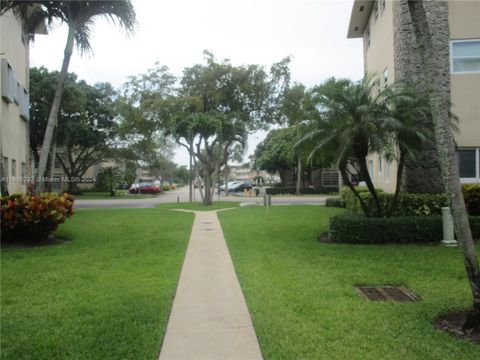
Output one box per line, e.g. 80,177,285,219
328,214,480,244
265,187,338,195
340,186,447,216
325,197,345,208
463,183,480,216
1,193,74,242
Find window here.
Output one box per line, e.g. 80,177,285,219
457,149,477,178
21,162,26,177
373,2,379,21
385,161,391,183
11,159,16,177
1,59,17,103
451,40,480,74
368,160,374,178
366,25,371,48
383,68,388,87
2,157,8,177
20,87,29,120
378,157,382,174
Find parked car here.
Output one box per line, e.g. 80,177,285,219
228,181,253,193
129,183,162,194
219,181,242,192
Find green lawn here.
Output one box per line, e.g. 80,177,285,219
219,206,480,360
1,208,194,360
74,190,158,199
156,201,240,211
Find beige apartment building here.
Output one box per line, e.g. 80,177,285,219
348,0,480,192
0,10,45,194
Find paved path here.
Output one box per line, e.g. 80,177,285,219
159,209,263,360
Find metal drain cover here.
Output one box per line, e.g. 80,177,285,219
356,286,419,302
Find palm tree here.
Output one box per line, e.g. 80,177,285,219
380,84,431,216
2,1,136,192
299,77,391,217
406,0,479,330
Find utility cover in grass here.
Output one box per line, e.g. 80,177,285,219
356,286,419,302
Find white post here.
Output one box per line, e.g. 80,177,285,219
441,207,457,246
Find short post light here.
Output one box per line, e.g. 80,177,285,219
441,207,457,246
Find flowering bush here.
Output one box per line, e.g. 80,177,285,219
1,193,74,242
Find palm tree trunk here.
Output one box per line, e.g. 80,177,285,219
340,165,370,217
358,157,382,216
36,26,75,193
407,0,480,330
296,155,302,195
389,151,406,217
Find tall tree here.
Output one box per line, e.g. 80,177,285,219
30,67,118,194
3,1,136,192
278,84,311,195
406,0,479,329
121,52,290,206
255,128,298,187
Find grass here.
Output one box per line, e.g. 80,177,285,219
73,190,158,199
1,208,194,360
219,206,480,360
156,201,240,211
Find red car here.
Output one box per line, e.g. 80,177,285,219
129,183,162,194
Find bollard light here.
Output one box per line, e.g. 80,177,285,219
441,207,457,246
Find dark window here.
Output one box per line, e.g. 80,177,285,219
458,150,476,178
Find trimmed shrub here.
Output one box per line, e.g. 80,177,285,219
325,197,345,208
463,184,480,216
1,193,74,242
328,214,480,244
340,186,447,216
340,186,383,212
265,187,337,195
162,184,171,191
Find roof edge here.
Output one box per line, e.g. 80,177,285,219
347,0,374,38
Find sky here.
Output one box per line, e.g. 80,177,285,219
30,0,364,166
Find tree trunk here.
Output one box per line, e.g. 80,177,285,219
189,146,193,202
407,0,480,330
358,156,382,216
36,26,75,193
296,155,302,195
393,0,444,194
340,165,370,217
224,165,229,196
389,151,406,217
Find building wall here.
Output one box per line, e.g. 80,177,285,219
357,0,480,192
449,0,480,148
363,0,398,193
0,11,30,194
364,0,395,86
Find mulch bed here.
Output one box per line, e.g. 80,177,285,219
435,310,480,344
1,235,71,248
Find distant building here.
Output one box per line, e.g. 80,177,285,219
1,9,46,194
347,0,480,192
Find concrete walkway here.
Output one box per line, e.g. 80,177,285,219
159,210,263,360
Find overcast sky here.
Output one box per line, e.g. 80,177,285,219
30,0,364,166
